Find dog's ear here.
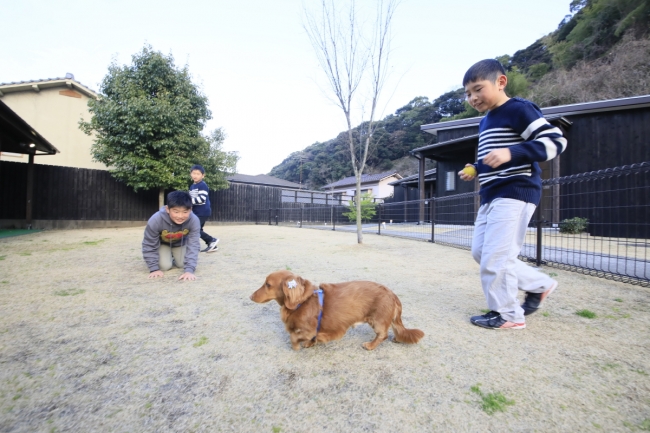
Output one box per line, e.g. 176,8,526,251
282,275,307,310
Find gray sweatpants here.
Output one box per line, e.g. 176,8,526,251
159,244,187,271
471,198,555,323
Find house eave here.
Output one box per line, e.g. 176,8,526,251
0,79,99,100
420,94,650,136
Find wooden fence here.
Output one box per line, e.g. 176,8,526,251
0,161,282,224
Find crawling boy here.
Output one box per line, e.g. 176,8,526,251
142,191,201,280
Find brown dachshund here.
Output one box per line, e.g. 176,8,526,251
250,270,424,351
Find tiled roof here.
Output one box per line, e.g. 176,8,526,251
227,174,304,189
321,171,402,189
0,75,98,98
389,169,437,185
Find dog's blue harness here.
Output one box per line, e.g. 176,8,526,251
296,288,324,342
314,288,324,333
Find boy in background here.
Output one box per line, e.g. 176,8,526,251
459,59,567,329
142,190,200,280
189,164,219,252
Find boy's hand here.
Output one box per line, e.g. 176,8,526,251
483,149,511,168
148,270,164,279
458,164,476,181
178,272,196,281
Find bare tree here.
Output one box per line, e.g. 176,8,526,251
303,0,398,243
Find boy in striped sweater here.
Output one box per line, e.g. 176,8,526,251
458,59,567,330
189,165,219,253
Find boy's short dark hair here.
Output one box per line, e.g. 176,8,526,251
463,59,507,86
167,191,192,209
190,164,205,174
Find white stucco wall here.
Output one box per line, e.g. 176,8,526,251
0,86,105,170
325,175,400,199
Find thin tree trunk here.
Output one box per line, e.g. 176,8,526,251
356,175,363,243
303,0,398,244
158,187,165,209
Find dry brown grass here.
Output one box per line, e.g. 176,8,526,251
1,225,649,432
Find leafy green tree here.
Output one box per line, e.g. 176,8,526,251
200,128,239,191
80,45,238,207
505,68,530,97
342,192,377,223
550,0,650,69
511,40,554,74
527,63,550,81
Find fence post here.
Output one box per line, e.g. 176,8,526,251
430,199,435,243
378,204,382,235
268,209,272,226
535,205,543,266
275,208,279,226
332,206,336,231
300,206,303,228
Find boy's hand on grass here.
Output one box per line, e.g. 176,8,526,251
178,272,196,281
483,149,511,168
148,270,164,279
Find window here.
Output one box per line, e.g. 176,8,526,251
445,171,456,191
1,152,24,159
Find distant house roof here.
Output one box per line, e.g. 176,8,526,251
420,94,650,136
227,173,304,189
0,74,99,99
0,100,59,155
321,171,402,190
389,169,437,186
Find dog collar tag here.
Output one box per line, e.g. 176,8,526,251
287,280,297,289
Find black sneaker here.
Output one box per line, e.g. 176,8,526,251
205,239,219,253
470,311,525,330
522,281,558,316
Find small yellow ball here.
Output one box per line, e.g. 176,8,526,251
462,166,477,177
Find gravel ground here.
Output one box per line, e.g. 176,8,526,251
0,225,649,433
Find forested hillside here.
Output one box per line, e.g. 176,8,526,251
269,0,650,190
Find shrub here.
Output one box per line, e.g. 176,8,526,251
560,217,589,234
343,192,377,223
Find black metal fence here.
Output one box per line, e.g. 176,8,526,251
3,159,648,285
256,162,650,287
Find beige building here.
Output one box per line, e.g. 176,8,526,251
0,75,105,169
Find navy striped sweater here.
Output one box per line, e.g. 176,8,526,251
189,181,212,217
474,97,567,206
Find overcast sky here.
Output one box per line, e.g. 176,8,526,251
1,0,572,175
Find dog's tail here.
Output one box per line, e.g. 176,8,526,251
391,296,424,344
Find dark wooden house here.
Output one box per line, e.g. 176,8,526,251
388,169,436,203
417,95,650,196
415,95,650,236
